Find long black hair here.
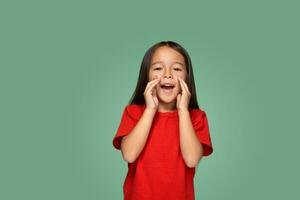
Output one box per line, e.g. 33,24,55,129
128,41,200,109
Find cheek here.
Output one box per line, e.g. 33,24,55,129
176,74,186,80
174,74,187,83
151,73,163,80
149,72,156,81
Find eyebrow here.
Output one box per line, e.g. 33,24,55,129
151,61,185,67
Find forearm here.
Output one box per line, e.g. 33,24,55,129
121,108,156,163
178,109,204,168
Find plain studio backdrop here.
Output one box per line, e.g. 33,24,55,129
0,0,299,199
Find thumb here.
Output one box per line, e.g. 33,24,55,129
176,94,181,108
153,88,157,97
153,88,159,106
177,93,181,102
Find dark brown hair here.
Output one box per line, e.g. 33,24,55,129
128,41,200,109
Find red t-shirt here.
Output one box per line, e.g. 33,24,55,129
112,104,213,200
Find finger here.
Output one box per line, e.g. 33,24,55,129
177,93,181,101
179,78,190,95
145,79,160,94
151,86,158,101
146,79,160,89
178,78,187,94
177,77,183,93
152,87,156,96
176,94,181,107
145,79,160,93
153,88,158,104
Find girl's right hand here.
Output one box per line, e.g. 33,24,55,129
143,78,160,111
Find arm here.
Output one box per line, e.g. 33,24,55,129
120,108,156,163
178,109,204,168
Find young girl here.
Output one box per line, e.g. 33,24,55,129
112,41,213,200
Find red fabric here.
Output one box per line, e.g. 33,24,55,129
112,104,213,200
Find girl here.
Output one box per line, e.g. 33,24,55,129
112,41,213,200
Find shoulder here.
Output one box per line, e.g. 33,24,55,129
189,107,207,122
125,104,146,120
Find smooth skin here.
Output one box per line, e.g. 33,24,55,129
120,79,159,163
121,46,204,167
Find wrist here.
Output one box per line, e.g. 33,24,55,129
145,107,157,116
178,108,189,116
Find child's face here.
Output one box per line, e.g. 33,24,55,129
148,46,188,105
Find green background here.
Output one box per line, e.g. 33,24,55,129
1,0,299,199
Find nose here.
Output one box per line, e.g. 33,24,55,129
163,69,172,79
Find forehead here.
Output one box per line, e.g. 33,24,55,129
151,46,185,66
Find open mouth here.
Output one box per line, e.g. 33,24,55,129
160,83,175,93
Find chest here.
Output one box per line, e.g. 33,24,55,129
140,117,181,162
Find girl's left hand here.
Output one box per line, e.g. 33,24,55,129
176,77,191,111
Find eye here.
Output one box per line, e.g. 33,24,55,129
174,68,182,71
154,67,162,70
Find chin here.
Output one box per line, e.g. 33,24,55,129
157,87,180,104
157,95,176,104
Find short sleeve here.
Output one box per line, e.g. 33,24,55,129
190,109,213,157
112,104,144,150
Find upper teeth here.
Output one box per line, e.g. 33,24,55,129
163,84,174,87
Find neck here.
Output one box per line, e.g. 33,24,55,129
157,101,177,112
